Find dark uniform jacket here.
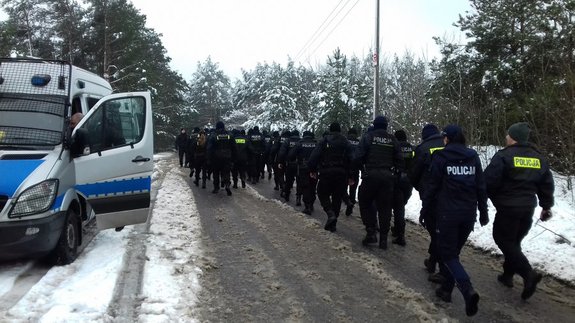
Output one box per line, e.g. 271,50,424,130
249,130,265,156
409,133,444,192
277,134,300,166
354,128,404,177
423,143,488,219
399,140,415,172
484,143,554,210
307,132,354,175
175,133,188,150
289,135,317,170
233,133,251,164
207,129,236,164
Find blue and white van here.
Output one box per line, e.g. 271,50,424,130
0,58,154,264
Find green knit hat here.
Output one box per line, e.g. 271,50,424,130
508,122,530,143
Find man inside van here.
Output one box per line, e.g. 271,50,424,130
70,112,84,129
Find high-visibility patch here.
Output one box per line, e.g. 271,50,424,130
235,138,246,144
429,147,444,154
514,157,541,169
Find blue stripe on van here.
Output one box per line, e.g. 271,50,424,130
75,177,151,197
0,160,44,197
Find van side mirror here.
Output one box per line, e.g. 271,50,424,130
71,128,90,157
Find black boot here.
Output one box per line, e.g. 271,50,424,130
233,181,238,189
464,288,480,316
241,180,246,188
497,273,514,288
345,204,354,216
303,204,312,215
362,231,378,246
324,211,337,232
435,287,452,303
296,195,302,206
521,270,543,300
392,235,406,246
225,184,232,196
424,258,436,273
212,187,219,194
379,233,388,250
193,179,199,187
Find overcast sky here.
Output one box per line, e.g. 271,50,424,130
130,0,473,80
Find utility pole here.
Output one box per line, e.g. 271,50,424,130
373,0,380,119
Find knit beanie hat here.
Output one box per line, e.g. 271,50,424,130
373,116,388,130
421,124,439,140
329,122,341,132
216,121,225,130
394,129,407,141
507,122,530,143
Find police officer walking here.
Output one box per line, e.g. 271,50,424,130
207,121,236,196
422,125,488,317
289,130,318,214
484,122,554,300
343,128,361,216
248,126,265,184
232,129,251,189
308,122,354,232
391,129,414,246
175,128,188,167
354,116,403,249
410,124,445,280
278,130,300,203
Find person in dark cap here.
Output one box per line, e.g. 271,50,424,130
308,122,355,232
207,121,236,195
248,126,265,184
484,122,554,300
232,129,250,189
277,129,301,202
354,116,404,249
422,124,487,317
289,130,318,214
409,123,446,281
342,127,361,216
175,128,189,167
390,129,415,246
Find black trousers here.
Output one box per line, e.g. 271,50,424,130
358,171,395,235
192,157,207,182
283,165,297,197
232,160,247,184
317,170,347,217
178,148,186,166
392,175,413,236
436,216,475,293
297,167,317,205
493,207,535,279
212,160,232,190
342,170,360,206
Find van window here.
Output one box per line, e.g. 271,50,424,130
87,97,100,111
82,96,146,152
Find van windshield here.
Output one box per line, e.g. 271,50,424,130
0,94,66,149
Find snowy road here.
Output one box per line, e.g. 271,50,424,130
0,153,574,322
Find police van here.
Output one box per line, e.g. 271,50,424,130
0,58,154,264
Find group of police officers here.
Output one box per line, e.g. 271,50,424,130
176,117,554,317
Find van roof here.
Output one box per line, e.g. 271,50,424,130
0,58,112,99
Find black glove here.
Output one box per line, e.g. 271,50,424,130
479,210,489,226
419,208,427,228
540,209,553,222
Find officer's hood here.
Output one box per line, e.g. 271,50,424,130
441,143,477,161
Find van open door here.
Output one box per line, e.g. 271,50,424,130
73,91,154,230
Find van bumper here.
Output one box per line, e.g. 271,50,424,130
0,212,66,261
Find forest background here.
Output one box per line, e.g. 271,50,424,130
1,0,574,178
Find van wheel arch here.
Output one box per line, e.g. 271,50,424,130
49,207,81,265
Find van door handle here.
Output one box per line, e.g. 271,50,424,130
132,156,151,163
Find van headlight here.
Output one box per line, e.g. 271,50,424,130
9,180,59,218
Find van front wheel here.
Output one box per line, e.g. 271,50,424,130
50,209,80,265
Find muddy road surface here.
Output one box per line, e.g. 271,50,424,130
189,170,575,322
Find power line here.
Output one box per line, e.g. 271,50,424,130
294,0,353,62
304,0,361,64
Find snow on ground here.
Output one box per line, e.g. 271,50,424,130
0,148,573,321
